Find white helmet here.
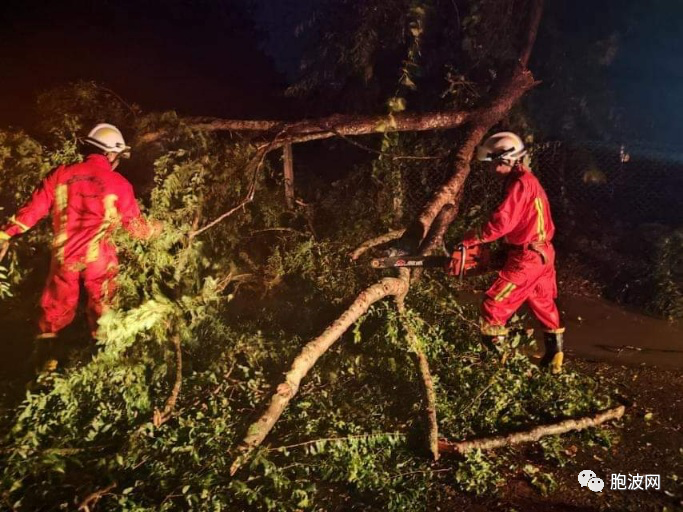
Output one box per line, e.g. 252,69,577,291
85,123,131,157
476,131,527,164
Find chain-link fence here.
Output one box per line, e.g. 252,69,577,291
532,141,683,228
403,140,683,231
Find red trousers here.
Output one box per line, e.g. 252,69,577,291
480,243,563,336
38,254,118,336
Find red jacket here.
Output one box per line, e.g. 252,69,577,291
0,154,151,265
463,166,555,247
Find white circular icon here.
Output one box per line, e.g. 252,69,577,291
587,477,604,493
578,469,596,487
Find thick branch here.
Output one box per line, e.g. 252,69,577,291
141,110,471,146
438,405,625,455
395,270,439,461
414,71,538,240
230,277,409,475
196,111,470,143
418,203,460,256
409,203,461,282
409,0,545,245
350,229,406,261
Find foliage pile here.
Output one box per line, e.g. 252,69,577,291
0,83,618,511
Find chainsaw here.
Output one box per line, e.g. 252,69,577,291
370,245,491,279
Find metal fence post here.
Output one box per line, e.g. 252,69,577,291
283,143,295,209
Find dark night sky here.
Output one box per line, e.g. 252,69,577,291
1,0,682,146
0,0,286,126
608,1,683,145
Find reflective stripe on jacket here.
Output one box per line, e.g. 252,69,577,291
474,166,555,246
0,154,150,264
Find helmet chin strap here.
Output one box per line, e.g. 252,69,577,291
106,152,122,169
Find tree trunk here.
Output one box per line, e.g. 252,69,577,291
408,70,539,246
283,143,295,209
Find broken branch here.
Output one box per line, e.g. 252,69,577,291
230,277,408,475
395,270,440,461
409,0,545,243
438,405,625,455
350,229,406,261
191,142,269,238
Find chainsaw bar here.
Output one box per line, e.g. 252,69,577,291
370,255,450,269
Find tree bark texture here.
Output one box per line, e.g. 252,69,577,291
283,143,295,209
141,110,471,146
438,405,625,455
350,229,406,261
230,277,408,475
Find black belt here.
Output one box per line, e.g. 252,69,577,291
507,241,550,264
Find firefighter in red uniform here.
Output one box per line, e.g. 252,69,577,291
0,123,160,371
456,132,565,374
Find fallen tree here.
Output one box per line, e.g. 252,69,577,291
228,0,546,473
140,110,471,146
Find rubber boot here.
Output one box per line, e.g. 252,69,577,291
540,331,564,375
32,333,59,374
